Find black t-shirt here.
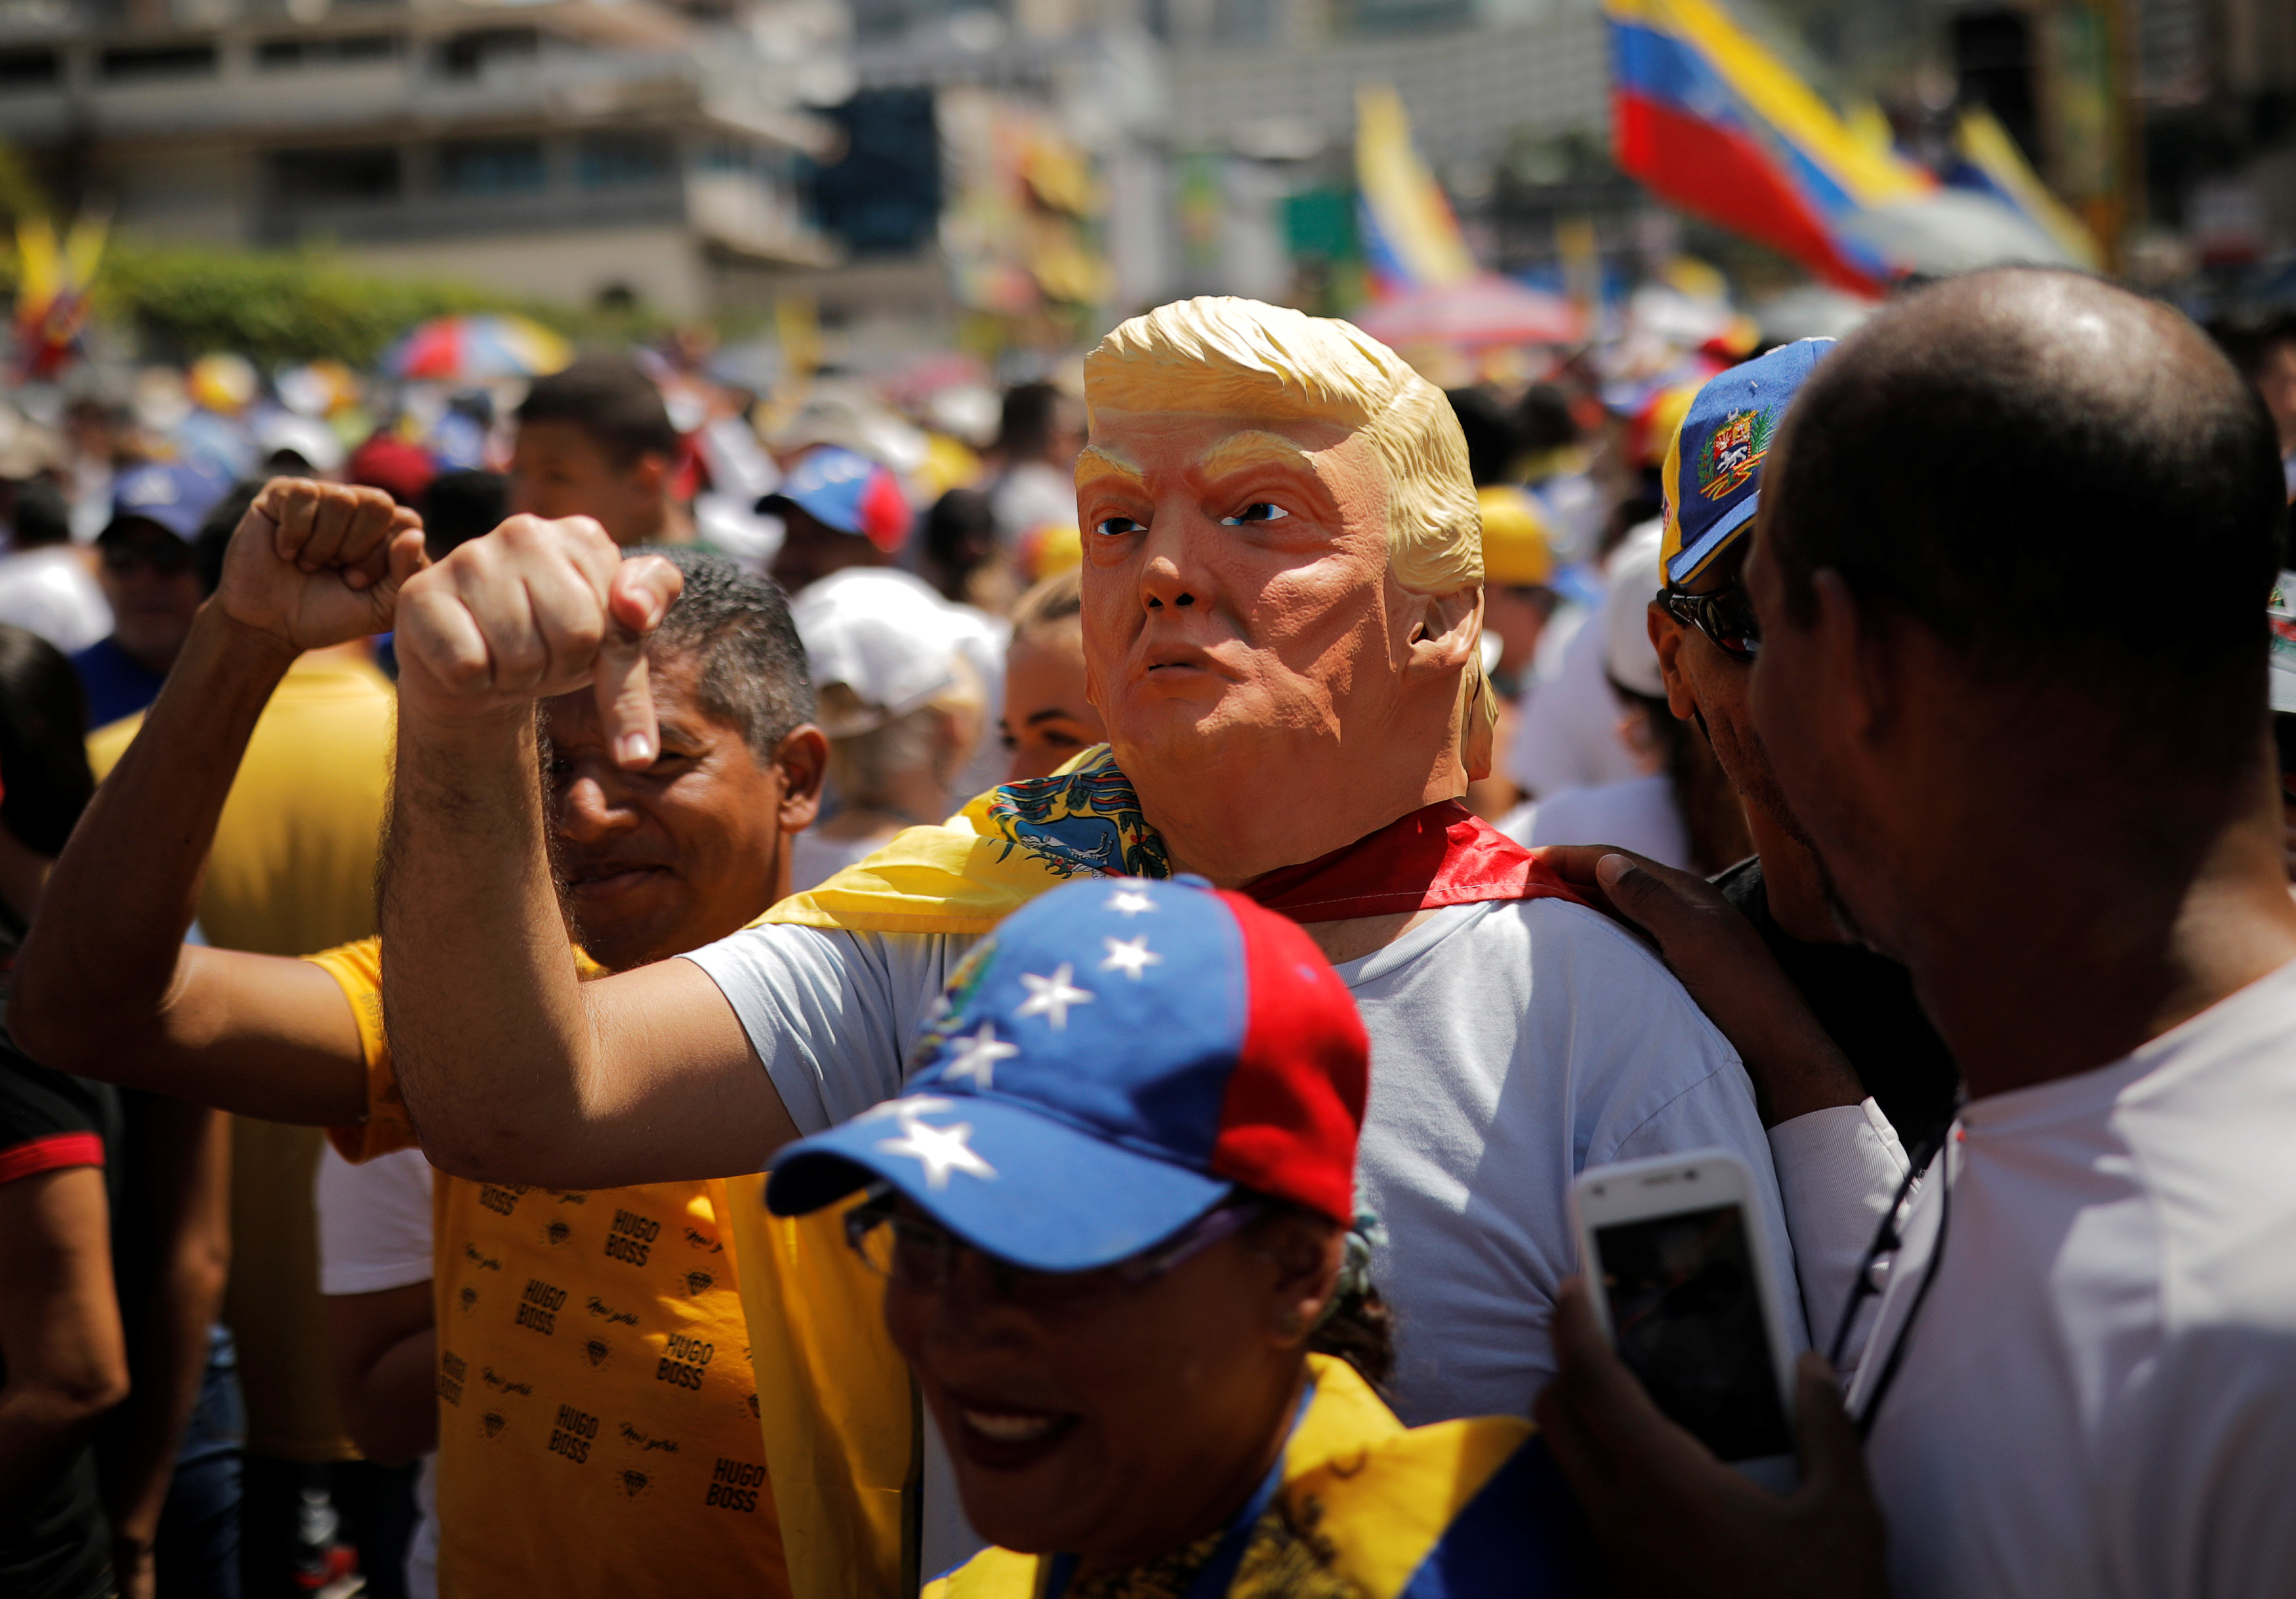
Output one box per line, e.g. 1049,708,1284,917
0,1031,124,1599
1715,856,1961,1152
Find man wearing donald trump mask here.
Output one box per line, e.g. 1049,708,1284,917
375,299,1893,1581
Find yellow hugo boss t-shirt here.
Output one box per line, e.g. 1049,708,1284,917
309,938,789,1599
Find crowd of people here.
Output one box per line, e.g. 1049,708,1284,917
0,272,2291,1599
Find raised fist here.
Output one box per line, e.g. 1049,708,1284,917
392,514,684,767
215,478,426,654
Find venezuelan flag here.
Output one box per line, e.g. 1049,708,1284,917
1355,84,1477,297
1948,106,2101,270
1605,0,1933,295
13,211,106,380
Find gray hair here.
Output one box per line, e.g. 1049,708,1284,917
638,546,815,757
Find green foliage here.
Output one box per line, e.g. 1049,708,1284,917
94,241,491,366
66,239,667,368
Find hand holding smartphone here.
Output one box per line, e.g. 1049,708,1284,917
1570,1148,1799,1492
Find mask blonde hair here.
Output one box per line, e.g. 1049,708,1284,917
1083,296,1496,764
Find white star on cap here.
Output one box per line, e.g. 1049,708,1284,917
1014,964,1094,1029
1099,934,1160,980
941,1022,1017,1089
875,1115,996,1190
1105,886,1157,917
855,1094,953,1124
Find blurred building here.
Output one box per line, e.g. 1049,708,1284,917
766,0,1170,360
0,0,850,316
1160,0,1618,302
722,0,1620,352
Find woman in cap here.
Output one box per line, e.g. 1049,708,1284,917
766,877,1588,1597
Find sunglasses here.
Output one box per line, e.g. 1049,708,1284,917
1658,583,1762,662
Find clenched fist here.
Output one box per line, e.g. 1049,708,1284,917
215,478,427,654
392,514,684,768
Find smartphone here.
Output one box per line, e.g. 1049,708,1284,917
1571,1148,1799,1492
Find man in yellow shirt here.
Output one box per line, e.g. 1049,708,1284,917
18,480,830,1596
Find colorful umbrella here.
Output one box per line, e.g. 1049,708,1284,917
1350,276,1585,352
384,314,571,381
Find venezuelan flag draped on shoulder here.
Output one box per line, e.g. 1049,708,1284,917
928,1356,1587,1599
765,747,1172,938
767,745,1586,938
727,748,1589,1599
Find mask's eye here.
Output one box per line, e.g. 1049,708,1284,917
1220,502,1289,527
1093,515,1146,538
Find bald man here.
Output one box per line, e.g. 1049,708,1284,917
1538,270,2296,1597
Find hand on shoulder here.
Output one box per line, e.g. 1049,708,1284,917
1535,844,1863,1125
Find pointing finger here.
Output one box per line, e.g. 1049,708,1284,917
596,636,657,770
594,556,683,768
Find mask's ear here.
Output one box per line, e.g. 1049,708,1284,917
1405,583,1488,777
1406,583,1481,675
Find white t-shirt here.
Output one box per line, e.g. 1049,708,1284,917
1506,772,1692,871
1847,957,2296,1599
689,895,1832,1423
0,546,110,654
1507,596,1646,800
314,1146,438,1599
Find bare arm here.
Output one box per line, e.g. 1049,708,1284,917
0,1166,130,1512
324,1282,435,1467
100,1097,230,1592
383,516,796,1187
12,481,422,1125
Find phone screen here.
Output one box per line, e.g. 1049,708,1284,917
1594,1202,1792,1461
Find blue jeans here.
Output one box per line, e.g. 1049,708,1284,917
156,1325,244,1599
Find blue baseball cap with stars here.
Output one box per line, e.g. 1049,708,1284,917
765,876,1370,1273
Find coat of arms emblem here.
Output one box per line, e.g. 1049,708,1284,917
1696,408,1774,501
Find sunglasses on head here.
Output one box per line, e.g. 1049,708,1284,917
1658,582,1762,662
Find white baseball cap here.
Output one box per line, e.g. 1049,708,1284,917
1601,519,1667,700
791,569,971,736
